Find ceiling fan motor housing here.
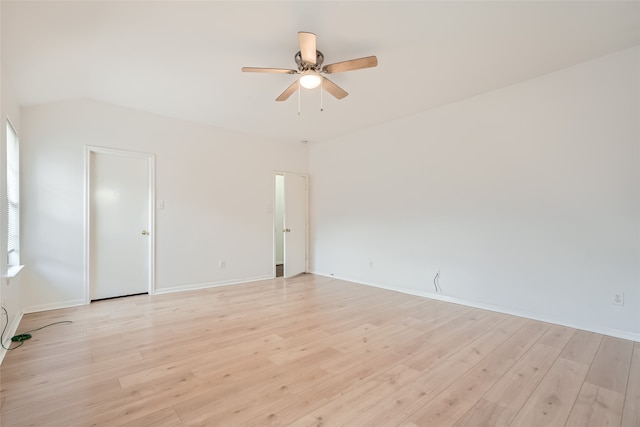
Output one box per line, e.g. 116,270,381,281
295,50,324,71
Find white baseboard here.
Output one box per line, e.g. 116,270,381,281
22,276,276,311
0,310,24,365
22,299,85,314
312,272,640,343
154,274,274,295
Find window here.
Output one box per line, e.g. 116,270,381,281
6,120,19,268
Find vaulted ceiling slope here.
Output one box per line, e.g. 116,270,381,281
2,1,640,142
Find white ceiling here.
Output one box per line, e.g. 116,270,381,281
2,1,640,143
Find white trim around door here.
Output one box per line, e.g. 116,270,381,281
84,146,156,303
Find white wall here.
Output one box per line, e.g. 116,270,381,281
20,99,308,311
310,46,640,340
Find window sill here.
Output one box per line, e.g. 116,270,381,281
4,265,25,279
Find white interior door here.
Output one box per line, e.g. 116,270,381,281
283,173,308,278
89,150,152,300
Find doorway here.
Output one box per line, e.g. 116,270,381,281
275,174,285,277
85,146,155,302
274,172,308,278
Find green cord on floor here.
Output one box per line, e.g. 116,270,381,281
1,306,72,351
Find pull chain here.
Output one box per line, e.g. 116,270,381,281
298,82,301,115
320,78,324,112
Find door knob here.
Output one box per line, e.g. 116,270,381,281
284,228,291,232
141,230,149,235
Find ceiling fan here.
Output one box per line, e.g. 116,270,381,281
241,31,378,102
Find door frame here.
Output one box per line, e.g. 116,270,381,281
84,146,156,303
273,171,309,278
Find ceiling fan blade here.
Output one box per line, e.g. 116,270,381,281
276,80,299,102
298,32,317,65
322,77,348,100
242,67,297,74
322,56,378,74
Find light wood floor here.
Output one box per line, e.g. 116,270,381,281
1,274,638,426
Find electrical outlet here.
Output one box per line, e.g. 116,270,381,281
613,293,624,306
219,260,225,269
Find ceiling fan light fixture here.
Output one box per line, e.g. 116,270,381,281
299,71,322,89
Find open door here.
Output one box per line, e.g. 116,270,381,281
281,172,308,278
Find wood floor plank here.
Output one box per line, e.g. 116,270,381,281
1,377,123,420
289,363,421,427
118,353,211,389
584,335,634,394
509,356,591,426
120,407,183,427
407,320,562,426
454,342,562,426
173,366,328,424
565,382,625,427
622,342,640,427
245,350,406,426
186,363,335,426
1,352,144,413
345,316,533,427
452,398,512,427
401,311,508,371
0,274,637,426
558,329,603,365
456,328,602,427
